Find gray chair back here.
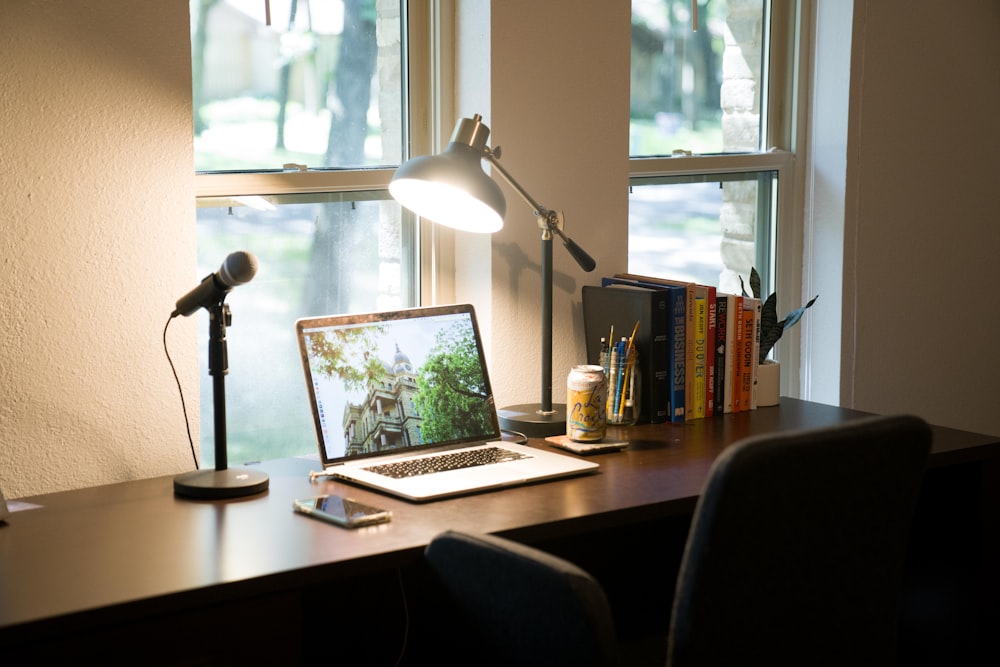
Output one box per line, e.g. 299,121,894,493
667,414,932,666
424,529,619,667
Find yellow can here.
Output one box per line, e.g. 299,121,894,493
567,365,607,442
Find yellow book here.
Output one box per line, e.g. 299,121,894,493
692,292,707,419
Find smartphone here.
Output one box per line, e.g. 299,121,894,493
293,495,392,528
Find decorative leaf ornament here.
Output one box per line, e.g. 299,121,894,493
741,268,818,365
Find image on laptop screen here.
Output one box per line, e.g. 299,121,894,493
298,307,501,465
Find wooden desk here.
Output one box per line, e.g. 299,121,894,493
1,399,997,664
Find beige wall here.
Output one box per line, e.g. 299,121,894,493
1,1,199,497
841,0,1000,435
485,0,631,411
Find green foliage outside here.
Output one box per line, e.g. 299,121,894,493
629,118,724,156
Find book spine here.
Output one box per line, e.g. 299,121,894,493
692,291,707,419
739,302,755,412
726,295,743,413
683,284,696,420
704,286,717,418
713,294,728,416
667,286,686,422
647,290,671,423
749,297,762,410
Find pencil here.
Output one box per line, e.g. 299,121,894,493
618,320,640,419
626,320,639,350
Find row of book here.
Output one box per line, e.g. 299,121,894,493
581,273,763,424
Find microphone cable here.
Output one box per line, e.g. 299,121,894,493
163,314,199,469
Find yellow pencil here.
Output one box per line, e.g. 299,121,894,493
618,321,640,417
626,320,639,351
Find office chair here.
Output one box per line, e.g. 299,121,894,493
424,414,930,666
423,530,619,667
666,413,932,667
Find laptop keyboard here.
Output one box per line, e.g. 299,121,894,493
362,446,529,479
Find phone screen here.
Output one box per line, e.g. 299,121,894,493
293,495,392,528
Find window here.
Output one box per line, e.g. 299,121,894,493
629,0,797,298
190,0,429,466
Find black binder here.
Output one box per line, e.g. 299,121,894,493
582,284,673,424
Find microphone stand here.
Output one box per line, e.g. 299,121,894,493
174,301,269,499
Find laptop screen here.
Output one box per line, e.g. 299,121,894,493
296,304,501,465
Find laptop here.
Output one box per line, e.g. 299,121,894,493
295,304,599,501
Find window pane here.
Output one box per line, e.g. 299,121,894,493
628,171,776,295
630,0,765,156
191,0,402,171
194,194,417,466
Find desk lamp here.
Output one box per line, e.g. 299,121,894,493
390,114,596,437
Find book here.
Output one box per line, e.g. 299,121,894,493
681,283,697,420
703,285,717,417
693,290,707,419
666,286,686,422
738,300,757,412
748,296,762,410
713,294,729,416
582,284,671,423
725,294,743,413
601,273,691,422
614,274,696,421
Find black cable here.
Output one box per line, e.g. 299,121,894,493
501,429,529,444
163,315,199,469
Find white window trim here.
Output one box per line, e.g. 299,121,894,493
627,0,811,397
194,169,396,197
193,0,439,299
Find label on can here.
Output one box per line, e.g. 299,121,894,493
567,365,607,442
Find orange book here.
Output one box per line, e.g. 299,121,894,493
729,296,744,412
738,300,757,412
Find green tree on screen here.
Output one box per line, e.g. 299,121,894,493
414,324,493,442
307,325,388,391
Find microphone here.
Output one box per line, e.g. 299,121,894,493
172,251,259,317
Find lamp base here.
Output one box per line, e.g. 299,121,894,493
498,403,567,438
173,468,270,500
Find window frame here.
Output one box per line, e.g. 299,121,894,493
189,1,456,466
193,0,437,298
627,0,808,390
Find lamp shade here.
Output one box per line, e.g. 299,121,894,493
390,137,506,234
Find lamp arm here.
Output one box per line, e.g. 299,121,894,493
483,150,596,273
483,149,547,216
552,226,597,273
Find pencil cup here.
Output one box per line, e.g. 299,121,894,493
606,353,640,426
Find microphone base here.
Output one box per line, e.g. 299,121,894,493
173,468,269,500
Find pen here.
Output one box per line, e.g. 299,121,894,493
614,337,626,418
618,346,632,418
607,339,619,415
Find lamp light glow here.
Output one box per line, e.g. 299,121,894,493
389,178,503,233
389,118,506,233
